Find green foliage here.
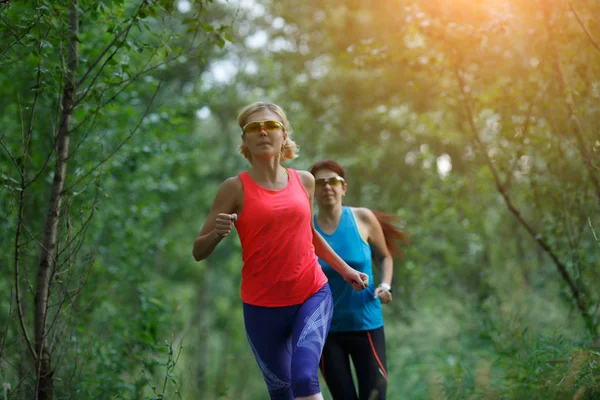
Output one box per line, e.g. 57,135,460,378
1,0,599,398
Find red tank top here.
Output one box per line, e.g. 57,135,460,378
235,168,328,307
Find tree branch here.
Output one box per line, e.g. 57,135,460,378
0,137,24,181
0,286,13,362
5,25,55,189
13,158,38,361
23,37,63,190
589,218,600,248
66,79,163,192
70,34,207,143
569,1,600,54
543,1,600,206
0,12,45,59
75,0,147,88
452,58,596,335
69,38,170,157
48,183,100,355
1,76,42,364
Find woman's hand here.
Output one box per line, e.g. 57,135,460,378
374,287,393,303
215,213,237,237
342,268,369,291
193,177,242,261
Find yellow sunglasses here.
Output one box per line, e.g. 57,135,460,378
242,120,285,135
315,176,346,188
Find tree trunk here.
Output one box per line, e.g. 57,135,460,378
34,2,78,399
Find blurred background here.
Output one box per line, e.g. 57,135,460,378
1,0,599,398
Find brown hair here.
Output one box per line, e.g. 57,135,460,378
310,159,409,258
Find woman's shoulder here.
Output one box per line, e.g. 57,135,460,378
350,207,377,225
219,175,244,194
294,169,315,187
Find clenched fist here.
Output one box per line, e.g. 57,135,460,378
215,213,237,238
342,268,369,291
374,286,392,304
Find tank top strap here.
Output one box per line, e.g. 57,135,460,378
238,171,253,189
343,206,363,243
286,168,298,183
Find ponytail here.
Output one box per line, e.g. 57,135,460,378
371,210,409,259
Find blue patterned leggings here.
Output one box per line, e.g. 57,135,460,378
243,283,333,399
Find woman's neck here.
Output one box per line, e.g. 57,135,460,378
316,203,343,230
248,157,286,186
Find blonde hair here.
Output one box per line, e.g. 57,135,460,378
237,102,299,163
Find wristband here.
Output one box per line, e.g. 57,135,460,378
379,283,392,293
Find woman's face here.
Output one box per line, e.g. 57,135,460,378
241,109,287,161
313,168,347,208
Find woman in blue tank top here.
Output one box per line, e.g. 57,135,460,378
309,160,407,400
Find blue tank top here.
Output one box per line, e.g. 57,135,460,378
314,206,383,332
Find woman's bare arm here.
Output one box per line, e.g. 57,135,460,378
192,177,242,261
355,207,394,301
